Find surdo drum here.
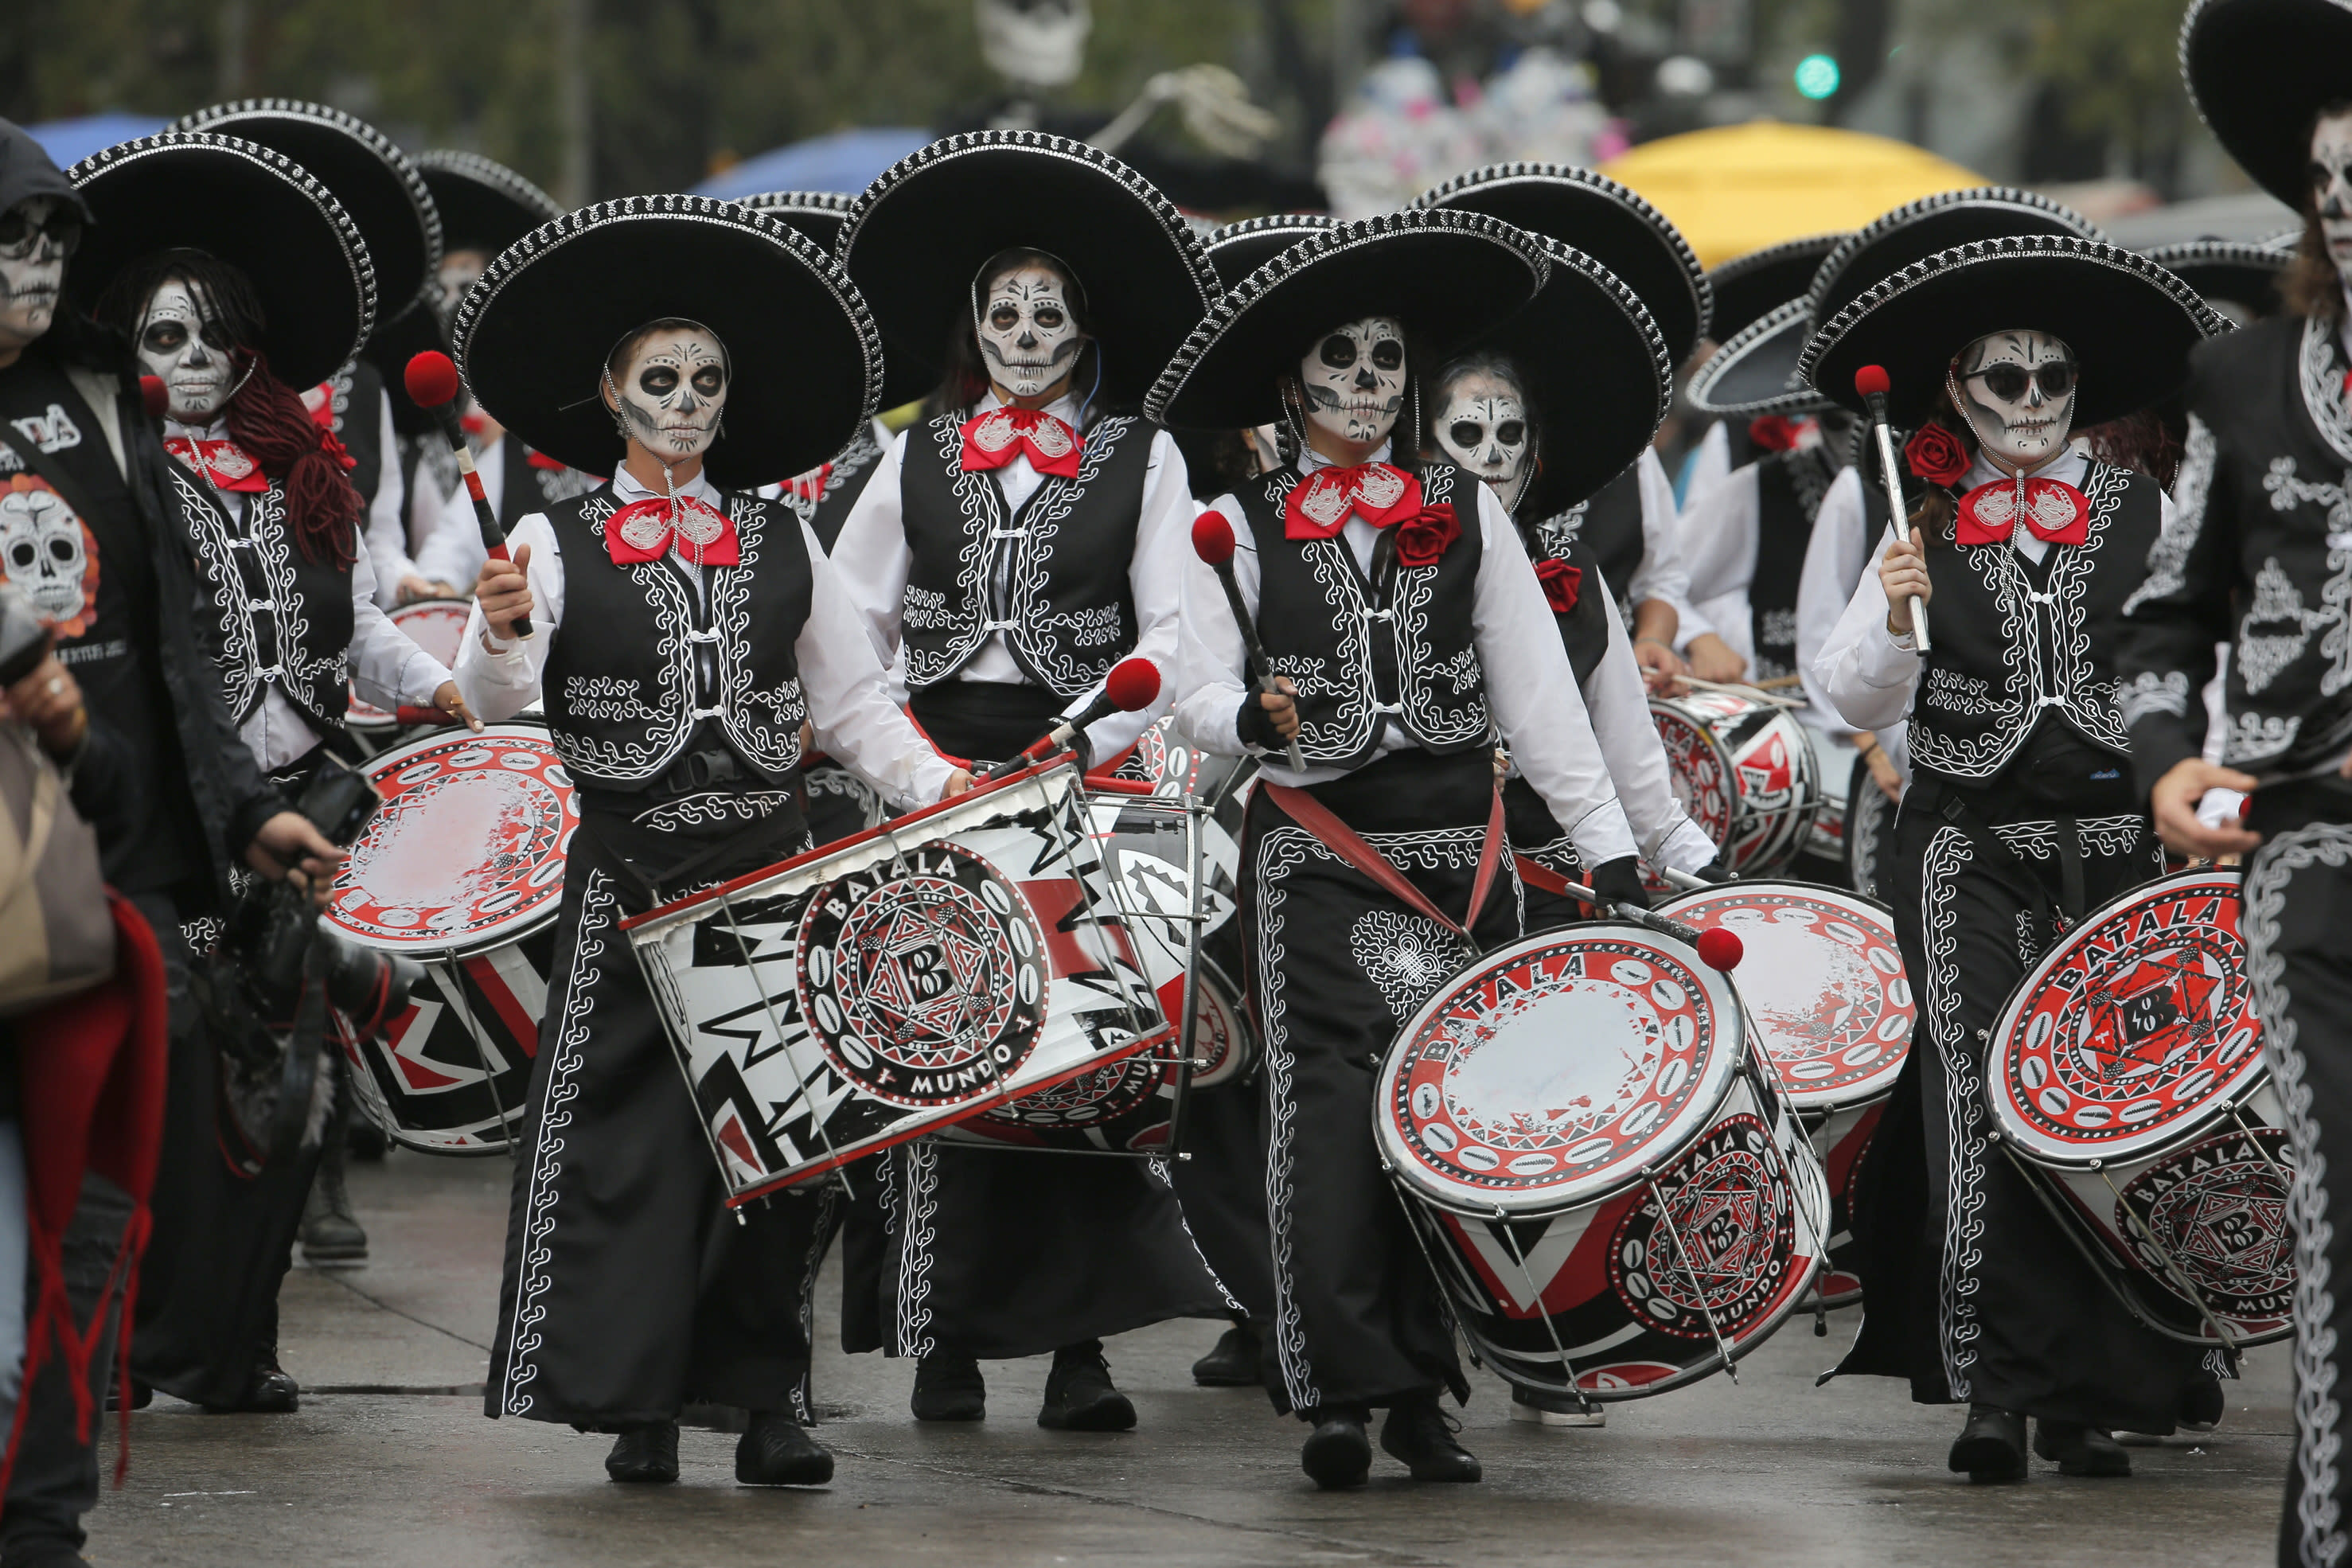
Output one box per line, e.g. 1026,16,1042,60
346,599,472,747
1655,880,1913,1307
1648,688,1821,876
1987,869,2288,1347
323,721,576,1153
1376,922,1830,1400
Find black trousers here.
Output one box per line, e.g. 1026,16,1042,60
2245,784,2352,1568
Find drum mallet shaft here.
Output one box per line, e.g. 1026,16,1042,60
1558,880,1744,973
1192,511,1308,773
1658,866,1714,893
979,657,1161,782
1854,365,1929,654
405,350,530,638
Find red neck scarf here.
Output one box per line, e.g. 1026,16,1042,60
1282,462,1422,539
1955,475,2089,547
605,491,739,566
164,437,268,493
960,406,1081,478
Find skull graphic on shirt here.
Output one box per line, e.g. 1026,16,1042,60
0,477,91,630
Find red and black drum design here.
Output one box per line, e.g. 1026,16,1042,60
1656,880,1913,1307
1648,689,1822,878
347,599,472,743
1987,868,2289,1345
1375,924,1829,1399
325,721,577,1153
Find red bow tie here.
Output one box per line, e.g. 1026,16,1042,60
1282,462,1422,540
960,407,1081,478
166,436,268,493
605,493,740,566
1955,477,2089,547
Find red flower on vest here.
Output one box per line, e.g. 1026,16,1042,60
1534,556,1582,612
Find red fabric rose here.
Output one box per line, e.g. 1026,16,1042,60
1392,502,1460,568
1905,422,1970,486
1746,414,1809,452
315,428,357,473
1534,556,1582,612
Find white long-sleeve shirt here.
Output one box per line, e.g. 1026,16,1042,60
451,464,955,812
828,392,1190,763
1626,445,1711,642
1174,443,1636,868
354,392,411,607
1574,559,1724,873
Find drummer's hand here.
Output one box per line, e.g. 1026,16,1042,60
476,544,533,642
1632,638,1686,695
2151,758,2261,860
941,767,973,799
431,679,484,733
1856,731,1902,801
247,811,346,909
396,574,439,605
1684,633,1746,685
1881,527,1932,638
1240,677,1299,746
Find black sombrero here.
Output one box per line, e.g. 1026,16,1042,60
2143,236,2294,319
453,194,881,488
1706,233,1843,344
1413,163,1710,362
418,151,559,258
1147,208,1546,431
65,132,375,392
2182,0,2352,210
744,190,921,408
174,100,440,330
837,131,1217,406
1203,214,1334,291
1800,234,2228,429
1690,188,2096,419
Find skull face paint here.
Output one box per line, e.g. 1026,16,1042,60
977,265,1086,400
1298,316,1406,449
0,196,80,354
138,279,240,423
1950,329,2077,474
2311,109,2352,276
436,248,490,322
1432,371,1529,494
605,323,728,463
0,482,89,624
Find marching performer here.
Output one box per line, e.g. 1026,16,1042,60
1810,232,2225,1480
2135,5,2352,1554
1680,232,1845,505
1160,208,1642,1488
451,195,965,1486
829,131,1230,1430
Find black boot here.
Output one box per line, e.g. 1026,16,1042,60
1038,1340,1136,1431
735,1410,833,1486
201,1356,298,1414
1299,1406,1371,1490
1191,1321,1263,1387
605,1422,680,1484
1948,1405,2028,1482
2180,1374,2225,1433
1379,1395,1481,1483
2034,1419,2132,1477
911,1351,985,1422
300,1121,368,1266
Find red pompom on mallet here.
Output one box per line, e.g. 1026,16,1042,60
1192,509,1238,567
1695,926,1744,972
404,350,462,409
138,375,167,421
1106,656,1161,712
2240,794,2255,823
1853,364,1890,400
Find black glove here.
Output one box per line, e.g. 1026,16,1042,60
1694,858,1733,883
1065,727,1094,772
1237,692,1288,752
1588,855,1651,911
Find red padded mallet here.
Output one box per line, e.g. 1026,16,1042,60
405,351,529,638
1855,365,1930,653
980,657,1162,781
1192,510,1306,772
1552,877,1744,971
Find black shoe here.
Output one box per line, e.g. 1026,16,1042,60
1039,1340,1137,1432
911,1352,985,1422
735,1410,833,1486
201,1361,298,1414
347,1117,389,1162
2034,1419,2132,1477
103,1377,152,1414
2180,1375,2225,1433
605,1422,680,1484
1300,1407,1371,1490
1948,1405,2028,1483
1,1548,92,1568
1379,1395,1481,1483
300,1145,369,1266
1192,1322,1263,1387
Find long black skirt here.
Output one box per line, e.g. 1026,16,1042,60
1242,750,1521,1417
484,791,842,1427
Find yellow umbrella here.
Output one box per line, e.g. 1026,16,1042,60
1600,120,1983,269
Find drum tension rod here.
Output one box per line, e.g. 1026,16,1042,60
1643,1169,1741,1386
1492,1204,1600,1419
2093,1162,2244,1355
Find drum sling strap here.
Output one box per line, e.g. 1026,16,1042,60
1261,778,1507,953
1912,776,2108,943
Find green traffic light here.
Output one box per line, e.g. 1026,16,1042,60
1794,53,1841,99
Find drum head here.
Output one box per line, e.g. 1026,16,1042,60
1989,869,2261,1168
349,599,472,728
326,723,576,954
1656,880,1912,1110
1648,691,1818,874
1375,923,1742,1215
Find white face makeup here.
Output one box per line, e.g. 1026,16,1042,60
2311,110,2352,277
436,249,489,319
138,279,239,423
1951,329,2077,474
0,196,80,353
606,324,728,464
1433,372,1529,493
977,265,1086,400
1298,315,1406,448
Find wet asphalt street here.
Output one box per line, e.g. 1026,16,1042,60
81,1153,2288,1568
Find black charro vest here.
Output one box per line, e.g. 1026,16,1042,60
790,422,888,555
1748,445,1836,683
1532,462,1645,628
540,486,810,790
1233,461,1490,768
170,463,355,733
1519,517,1613,686
899,411,1154,697
1886,458,2163,783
